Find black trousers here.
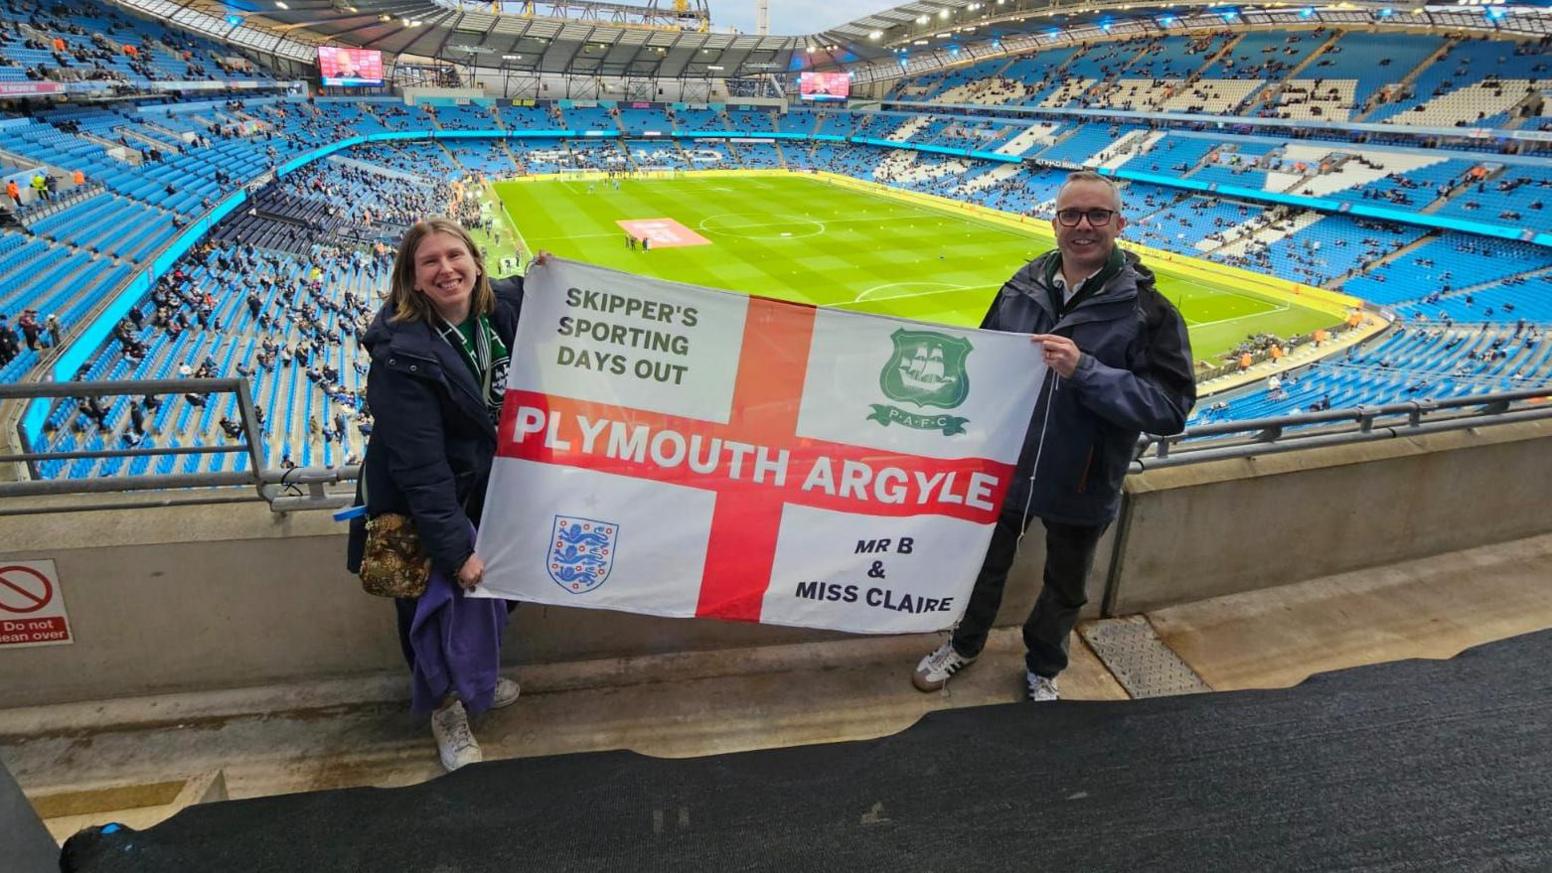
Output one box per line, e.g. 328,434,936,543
951,513,1109,679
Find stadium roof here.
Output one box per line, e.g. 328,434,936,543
163,0,1552,78
189,0,810,76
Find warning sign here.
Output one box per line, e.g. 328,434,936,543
0,560,72,648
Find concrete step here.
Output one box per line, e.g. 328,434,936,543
4,530,1548,844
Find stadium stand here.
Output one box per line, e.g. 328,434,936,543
1193,319,1550,424
1200,29,1328,81
1,7,1550,482
1369,37,1552,126
1433,164,1552,223
0,0,273,86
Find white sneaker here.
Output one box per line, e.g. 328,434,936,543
913,640,977,692
491,676,520,709
1026,672,1059,702
431,700,482,771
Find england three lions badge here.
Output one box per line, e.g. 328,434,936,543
548,516,618,594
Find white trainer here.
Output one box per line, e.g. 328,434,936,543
913,640,978,692
1026,672,1060,702
491,677,521,709
431,700,482,771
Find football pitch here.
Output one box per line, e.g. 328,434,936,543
485,174,1338,361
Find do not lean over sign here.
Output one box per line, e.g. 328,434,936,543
0,560,73,648
473,258,1045,635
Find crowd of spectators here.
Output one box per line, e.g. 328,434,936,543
0,0,259,84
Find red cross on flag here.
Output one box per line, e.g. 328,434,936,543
473,259,1045,634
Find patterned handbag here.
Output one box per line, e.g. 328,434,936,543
359,512,432,598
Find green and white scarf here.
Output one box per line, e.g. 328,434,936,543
434,313,510,425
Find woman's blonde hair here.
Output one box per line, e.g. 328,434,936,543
387,217,495,323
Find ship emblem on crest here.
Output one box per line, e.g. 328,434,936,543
547,516,618,594
868,328,972,435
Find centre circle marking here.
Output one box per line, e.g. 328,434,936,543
697,213,827,241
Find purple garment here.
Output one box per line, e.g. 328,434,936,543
408,566,508,716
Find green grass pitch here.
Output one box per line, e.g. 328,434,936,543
482,174,1338,362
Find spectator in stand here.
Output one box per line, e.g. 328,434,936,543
913,171,1195,702
0,314,19,366
18,310,42,350
347,218,528,772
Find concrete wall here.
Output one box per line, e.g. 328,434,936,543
1108,419,1552,613
0,422,1546,709
0,759,55,872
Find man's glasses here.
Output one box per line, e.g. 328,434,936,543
1055,208,1117,227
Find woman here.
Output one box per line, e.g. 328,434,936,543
348,217,524,771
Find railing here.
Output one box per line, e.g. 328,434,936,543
1134,388,1552,471
0,378,264,499
4,379,1551,515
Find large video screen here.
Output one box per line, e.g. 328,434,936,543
799,72,850,102
318,47,383,86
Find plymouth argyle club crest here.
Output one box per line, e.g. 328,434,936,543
868,328,972,436
547,516,619,594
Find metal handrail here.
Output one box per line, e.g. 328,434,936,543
0,378,266,499
2,381,1550,510
1134,388,1552,470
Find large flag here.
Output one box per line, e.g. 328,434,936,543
472,259,1046,634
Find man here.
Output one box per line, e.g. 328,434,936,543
913,171,1196,702
0,314,19,366
17,310,41,351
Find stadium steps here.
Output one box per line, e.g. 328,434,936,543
1421,164,1503,216
1498,90,1546,131
1033,124,1087,158
1352,37,1460,123
121,122,193,154
434,140,464,173
0,145,44,173
1128,188,1192,226
1406,264,1552,309
1187,33,1246,89
1203,205,1320,258
498,139,524,174
324,155,426,185
1250,30,1344,113
1093,129,1160,170
72,130,142,164
135,118,194,146
770,141,792,170
16,185,107,231
614,140,638,170
1110,43,1156,80
1326,232,1440,290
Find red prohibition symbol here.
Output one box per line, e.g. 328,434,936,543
0,565,53,615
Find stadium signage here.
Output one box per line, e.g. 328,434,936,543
1026,157,1083,171
474,259,1045,633
0,561,72,649
0,82,63,96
